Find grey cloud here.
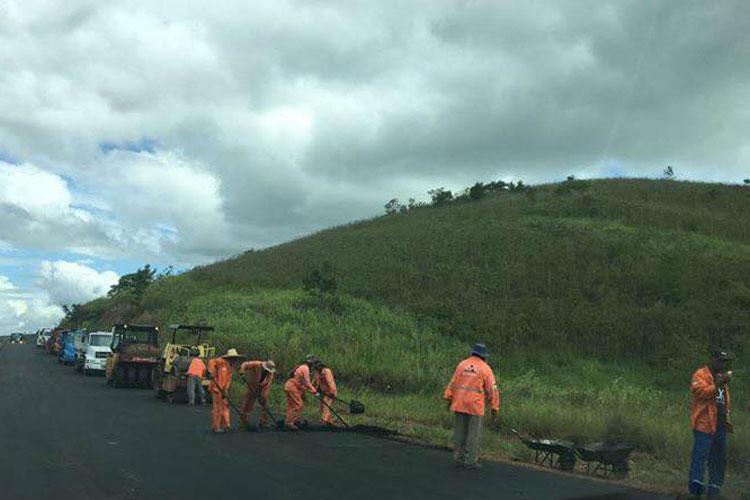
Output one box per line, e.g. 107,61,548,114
0,0,748,269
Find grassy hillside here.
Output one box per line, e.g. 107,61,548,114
67,178,750,496
169,178,749,363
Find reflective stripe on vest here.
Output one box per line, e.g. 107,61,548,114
453,385,484,393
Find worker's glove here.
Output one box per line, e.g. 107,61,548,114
445,400,452,411
726,421,734,434
491,409,498,420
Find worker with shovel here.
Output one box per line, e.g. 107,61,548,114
208,348,245,434
688,348,734,499
313,360,338,426
284,355,319,430
443,343,499,470
239,359,276,429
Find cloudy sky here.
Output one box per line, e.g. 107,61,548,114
1,0,748,332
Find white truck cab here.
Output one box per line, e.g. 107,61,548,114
77,331,113,375
36,328,51,347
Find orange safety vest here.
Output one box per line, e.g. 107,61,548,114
443,356,499,417
690,365,731,434
187,357,206,378
240,361,274,398
314,367,337,397
208,357,233,393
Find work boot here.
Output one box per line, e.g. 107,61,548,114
284,423,299,431
706,486,722,499
212,428,225,434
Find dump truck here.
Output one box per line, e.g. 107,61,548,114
152,325,215,402
105,324,160,388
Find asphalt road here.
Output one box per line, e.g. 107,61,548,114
0,344,674,500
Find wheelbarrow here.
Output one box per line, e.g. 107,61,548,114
511,429,577,471
574,442,633,478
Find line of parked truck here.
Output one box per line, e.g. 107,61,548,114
34,324,217,403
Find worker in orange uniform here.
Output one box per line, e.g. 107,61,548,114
208,348,244,433
186,348,207,406
688,348,734,499
239,359,276,428
313,360,338,426
284,355,319,430
443,343,499,469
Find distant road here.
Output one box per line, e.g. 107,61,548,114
0,345,672,500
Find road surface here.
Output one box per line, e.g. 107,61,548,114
0,344,673,500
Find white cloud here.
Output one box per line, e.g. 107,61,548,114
86,150,233,258
0,161,108,254
0,161,73,218
0,275,14,291
39,260,119,305
0,274,64,334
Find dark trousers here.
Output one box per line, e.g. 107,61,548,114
688,428,727,497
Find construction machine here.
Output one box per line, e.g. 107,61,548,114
105,324,160,388
152,325,216,402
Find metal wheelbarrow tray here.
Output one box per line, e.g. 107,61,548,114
575,442,633,478
511,429,577,471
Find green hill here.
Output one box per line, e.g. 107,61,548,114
67,178,750,495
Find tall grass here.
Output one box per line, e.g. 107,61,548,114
160,178,750,367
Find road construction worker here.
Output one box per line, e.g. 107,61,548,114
186,348,206,406
313,360,338,426
688,348,734,499
443,343,499,469
207,348,244,433
284,355,319,430
239,359,276,428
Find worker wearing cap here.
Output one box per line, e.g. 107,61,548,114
443,343,499,469
688,348,734,499
186,348,207,406
239,359,276,428
313,360,338,426
284,355,319,430
208,348,244,433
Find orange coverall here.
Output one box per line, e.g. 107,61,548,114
208,357,233,431
284,364,317,426
314,367,337,424
240,361,274,425
690,365,732,434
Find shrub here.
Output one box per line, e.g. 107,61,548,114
428,187,453,206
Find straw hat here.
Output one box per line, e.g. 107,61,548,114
222,348,244,359
262,360,276,374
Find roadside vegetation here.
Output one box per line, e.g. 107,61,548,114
63,178,750,496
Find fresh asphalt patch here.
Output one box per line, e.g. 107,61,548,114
0,345,674,500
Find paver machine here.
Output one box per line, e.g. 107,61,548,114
152,324,216,403
105,324,161,388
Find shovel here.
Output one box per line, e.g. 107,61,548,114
260,402,284,429
318,395,350,428
333,396,366,414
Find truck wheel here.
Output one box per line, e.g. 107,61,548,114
114,366,127,388
136,365,151,386
152,371,166,399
